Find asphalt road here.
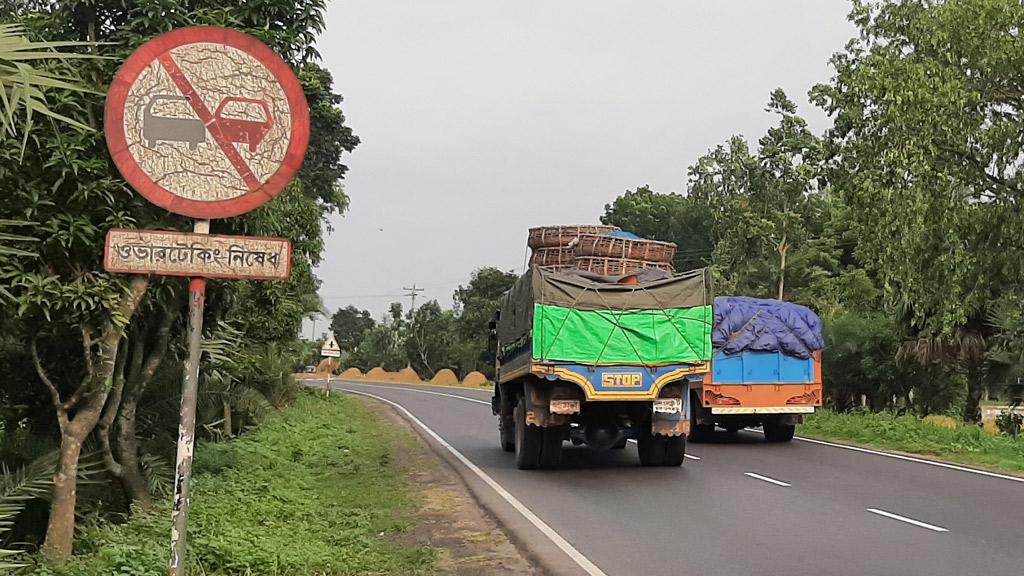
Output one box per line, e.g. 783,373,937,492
310,379,1024,576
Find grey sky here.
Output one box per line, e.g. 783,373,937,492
306,0,855,334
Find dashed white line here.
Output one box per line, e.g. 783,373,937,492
866,508,949,533
340,387,609,576
744,472,791,487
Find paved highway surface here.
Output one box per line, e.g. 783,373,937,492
309,379,1024,576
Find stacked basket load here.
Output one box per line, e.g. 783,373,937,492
527,225,677,276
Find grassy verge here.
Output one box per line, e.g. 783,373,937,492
29,393,436,576
800,410,1024,473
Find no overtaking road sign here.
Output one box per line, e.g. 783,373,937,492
104,26,310,219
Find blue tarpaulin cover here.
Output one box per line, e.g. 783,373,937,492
608,230,642,239
712,296,824,359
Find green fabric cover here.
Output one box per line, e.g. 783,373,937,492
533,303,713,365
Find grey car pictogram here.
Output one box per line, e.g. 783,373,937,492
143,94,207,150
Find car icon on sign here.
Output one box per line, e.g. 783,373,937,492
214,97,274,152
143,94,206,150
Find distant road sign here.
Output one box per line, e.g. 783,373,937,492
104,229,291,280
321,334,341,358
104,26,310,219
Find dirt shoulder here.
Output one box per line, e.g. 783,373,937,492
356,396,543,576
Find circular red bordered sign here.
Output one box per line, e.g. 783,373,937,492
105,27,310,219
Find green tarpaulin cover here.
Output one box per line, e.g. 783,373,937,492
497,267,713,366
533,304,712,365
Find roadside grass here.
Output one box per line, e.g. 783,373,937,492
28,392,436,576
800,410,1024,473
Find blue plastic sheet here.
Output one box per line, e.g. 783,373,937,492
712,296,824,359
608,230,642,239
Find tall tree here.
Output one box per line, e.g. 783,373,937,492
329,305,375,353
404,300,457,376
811,0,1024,420
699,90,824,300
601,186,715,271
453,268,517,377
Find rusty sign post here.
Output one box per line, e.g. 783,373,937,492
104,26,310,576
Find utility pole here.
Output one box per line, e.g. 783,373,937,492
403,284,425,315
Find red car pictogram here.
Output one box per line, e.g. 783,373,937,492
213,97,274,152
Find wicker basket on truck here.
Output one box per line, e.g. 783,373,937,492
490,266,713,469
529,247,576,270
573,256,673,277
575,233,676,263
527,224,619,249
689,296,824,443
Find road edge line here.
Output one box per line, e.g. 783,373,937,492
341,388,609,576
745,428,1024,483
343,381,491,405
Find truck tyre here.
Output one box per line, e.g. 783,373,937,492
514,396,542,469
637,431,664,466
687,391,713,443
539,426,565,469
498,397,515,452
660,435,686,467
763,420,796,442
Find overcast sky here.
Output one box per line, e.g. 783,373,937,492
304,0,856,336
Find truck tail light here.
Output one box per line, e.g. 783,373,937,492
786,390,821,405
704,390,740,406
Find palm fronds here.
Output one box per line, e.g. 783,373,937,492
0,451,57,569
139,453,173,498
0,23,102,146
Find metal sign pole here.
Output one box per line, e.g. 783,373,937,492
169,219,209,576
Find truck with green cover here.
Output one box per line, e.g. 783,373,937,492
490,266,713,469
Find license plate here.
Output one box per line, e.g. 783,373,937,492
550,400,580,414
653,398,682,414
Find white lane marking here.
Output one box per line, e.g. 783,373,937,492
340,381,491,405
744,472,791,487
626,439,702,460
340,388,609,576
744,428,1024,484
866,508,949,533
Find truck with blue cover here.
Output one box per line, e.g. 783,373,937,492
689,296,824,442
491,266,714,469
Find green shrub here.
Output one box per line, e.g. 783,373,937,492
802,409,1024,472
995,409,1023,438
28,394,436,575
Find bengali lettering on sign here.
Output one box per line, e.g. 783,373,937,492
104,229,291,280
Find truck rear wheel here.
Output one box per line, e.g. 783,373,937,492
514,396,541,469
687,391,713,443
539,426,565,469
513,395,563,469
763,419,796,442
638,424,686,467
498,395,515,452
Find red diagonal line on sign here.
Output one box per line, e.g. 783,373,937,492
157,53,262,192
